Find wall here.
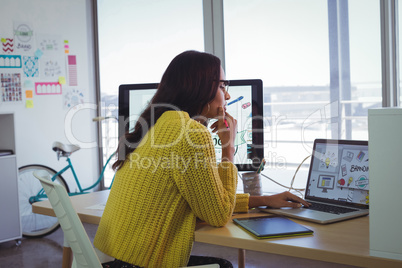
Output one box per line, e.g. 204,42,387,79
0,0,100,190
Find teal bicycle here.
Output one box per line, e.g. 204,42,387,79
18,117,117,237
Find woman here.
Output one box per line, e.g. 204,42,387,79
94,50,309,268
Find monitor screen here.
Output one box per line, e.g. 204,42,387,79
118,79,264,171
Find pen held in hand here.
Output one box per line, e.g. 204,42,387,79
224,119,229,129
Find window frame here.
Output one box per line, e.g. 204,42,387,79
94,0,401,189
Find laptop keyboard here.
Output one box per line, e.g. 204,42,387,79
306,202,358,214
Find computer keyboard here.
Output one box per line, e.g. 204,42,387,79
306,202,358,214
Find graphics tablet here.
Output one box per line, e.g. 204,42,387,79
233,215,313,239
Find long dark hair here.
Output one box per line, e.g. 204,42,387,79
113,50,222,170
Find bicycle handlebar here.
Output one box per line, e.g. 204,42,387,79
92,116,116,122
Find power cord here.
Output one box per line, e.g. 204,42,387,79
239,155,311,197
287,154,311,196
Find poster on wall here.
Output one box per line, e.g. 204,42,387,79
1,73,22,102
35,82,62,95
1,38,14,54
22,56,39,77
63,88,84,109
36,34,63,56
67,55,77,86
13,21,35,54
40,56,64,79
0,55,22,68
36,34,65,80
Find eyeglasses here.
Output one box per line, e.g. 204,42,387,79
218,80,230,94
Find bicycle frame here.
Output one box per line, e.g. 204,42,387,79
30,152,116,203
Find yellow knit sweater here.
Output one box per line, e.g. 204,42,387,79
94,111,249,267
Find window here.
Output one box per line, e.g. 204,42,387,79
96,0,386,192
223,0,382,192
97,0,204,187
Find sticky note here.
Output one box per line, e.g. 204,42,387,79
1,38,6,43
58,76,66,84
64,40,69,43
65,50,69,54
24,80,34,88
26,99,34,108
35,49,44,59
25,90,33,98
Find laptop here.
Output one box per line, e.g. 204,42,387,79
261,139,369,224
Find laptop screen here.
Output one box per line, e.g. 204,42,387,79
305,139,369,208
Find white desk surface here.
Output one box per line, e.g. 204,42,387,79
32,190,402,268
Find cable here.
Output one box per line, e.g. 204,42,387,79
289,154,311,191
239,155,311,197
251,155,311,197
287,154,311,197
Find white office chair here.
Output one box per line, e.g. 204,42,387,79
33,170,219,268
34,170,106,267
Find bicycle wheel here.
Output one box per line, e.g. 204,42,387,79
18,164,70,238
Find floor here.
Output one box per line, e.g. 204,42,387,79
0,223,358,268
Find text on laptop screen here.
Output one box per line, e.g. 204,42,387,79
118,80,264,171
306,141,369,206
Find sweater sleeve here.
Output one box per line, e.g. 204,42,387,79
234,193,250,213
173,120,238,227
216,163,250,213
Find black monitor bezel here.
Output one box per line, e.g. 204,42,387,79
227,79,264,171
118,79,264,171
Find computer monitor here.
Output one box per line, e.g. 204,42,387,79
118,79,264,171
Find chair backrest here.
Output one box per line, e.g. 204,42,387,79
33,170,102,268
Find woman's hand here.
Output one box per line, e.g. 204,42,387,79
248,192,311,209
210,106,237,162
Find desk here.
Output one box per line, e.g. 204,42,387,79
33,190,402,268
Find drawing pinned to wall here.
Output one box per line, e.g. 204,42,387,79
35,82,62,95
1,38,14,54
1,73,22,102
40,56,64,79
36,34,62,55
22,56,39,77
14,21,35,54
0,55,22,68
63,88,84,109
67,55,77,86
